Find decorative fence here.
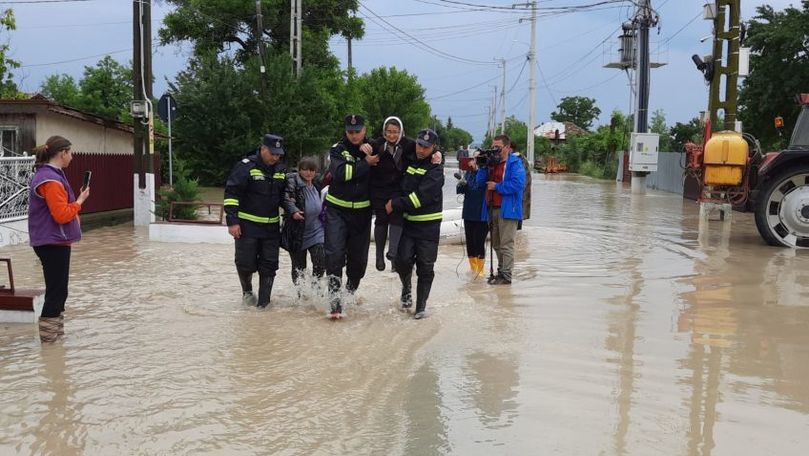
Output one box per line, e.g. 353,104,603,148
0,156,35,222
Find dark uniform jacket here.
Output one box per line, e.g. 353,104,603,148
369,136,416,202
224,153,291,238
325,136,372,210
391,151,445,241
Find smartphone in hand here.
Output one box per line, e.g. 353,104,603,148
82,170,92,191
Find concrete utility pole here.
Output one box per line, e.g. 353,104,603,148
514,2,538,167
497,58,507,134
133,0,155,226
526,1,537,166
631,0,657,193
709,0,742,131
256,1,267,94
634,0,654,134
290,0,302,76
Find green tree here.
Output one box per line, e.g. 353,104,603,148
356,67,431,137
160,0,363,69
76,56,133,120
650,109,672,151
669,117,703,152
739,2,809,149
0,9,21,99
171,51,342,185
550,96,602,130
40,74,80,106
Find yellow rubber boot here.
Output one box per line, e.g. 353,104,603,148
473,257,485,276
468,257,476,273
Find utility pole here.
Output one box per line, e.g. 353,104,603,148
290,0,302,76
256,1,267,94
709,0,742,131
497,58,507,134
514,2,538,167
347,35,353,72
527,1,537,166
635,0,654,134
631,0,657,193
132,0,154,226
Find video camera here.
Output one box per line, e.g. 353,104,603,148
474,147,502,168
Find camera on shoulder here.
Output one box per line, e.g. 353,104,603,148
474,148,502,168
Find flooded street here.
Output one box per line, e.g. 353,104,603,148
2,173,809,455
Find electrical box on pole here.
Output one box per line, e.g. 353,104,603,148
628,133,659,172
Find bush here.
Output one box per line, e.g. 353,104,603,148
155,161,201,221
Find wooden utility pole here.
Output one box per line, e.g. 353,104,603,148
133,0,153,188
133,0,154,226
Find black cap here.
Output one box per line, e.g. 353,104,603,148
262,134,285,155
344,114,365,132
415,129,438,147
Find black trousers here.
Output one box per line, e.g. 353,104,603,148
234,236,280,277
324,205,372,294
33,245,71,318
289,243,325,285
464,220,489,258
396,234,438,312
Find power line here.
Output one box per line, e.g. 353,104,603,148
0,0,92,3
427,74,500,100
359,2,498,66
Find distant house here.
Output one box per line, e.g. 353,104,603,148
0,95,161,246
533,121,586,141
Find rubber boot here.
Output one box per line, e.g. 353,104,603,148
474,257,485,276
468,257,476,273
239,272,257,305
328,275,343,319
387,224,403,273
256,274,274,308
375,224,387,271
39,317,60,343
399,267,413,311
414,277,431,319
57,313,65,338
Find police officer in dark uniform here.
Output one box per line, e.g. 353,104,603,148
224,134,293,308
324,114,379,319
385,129,444,320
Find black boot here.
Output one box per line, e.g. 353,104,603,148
414,277,432,319
239,272,256,305
387,224,402,273
328,275,343,319
256,274,274,308
374,224,387,271
399,270,412,311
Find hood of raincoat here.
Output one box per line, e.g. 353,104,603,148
382,116,404,146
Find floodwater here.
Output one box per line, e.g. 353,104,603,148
2,173,809,455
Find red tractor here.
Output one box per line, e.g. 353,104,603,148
686,94,809,248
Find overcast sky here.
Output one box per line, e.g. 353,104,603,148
6,0,799,142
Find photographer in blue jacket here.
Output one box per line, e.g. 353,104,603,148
475,134,525,285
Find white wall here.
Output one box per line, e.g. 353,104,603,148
0,219,29,247
36,112,133,155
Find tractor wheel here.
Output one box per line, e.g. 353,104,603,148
754,164,809,248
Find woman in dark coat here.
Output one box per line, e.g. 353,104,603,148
283,157,325,287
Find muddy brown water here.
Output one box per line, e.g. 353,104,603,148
2,174,808,455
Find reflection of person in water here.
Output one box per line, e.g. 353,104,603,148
32,346,82,454
465,352,519,427
402,362,449,454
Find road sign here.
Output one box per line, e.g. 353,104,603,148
157,93,178,123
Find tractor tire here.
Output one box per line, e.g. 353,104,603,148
754,163,809,248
